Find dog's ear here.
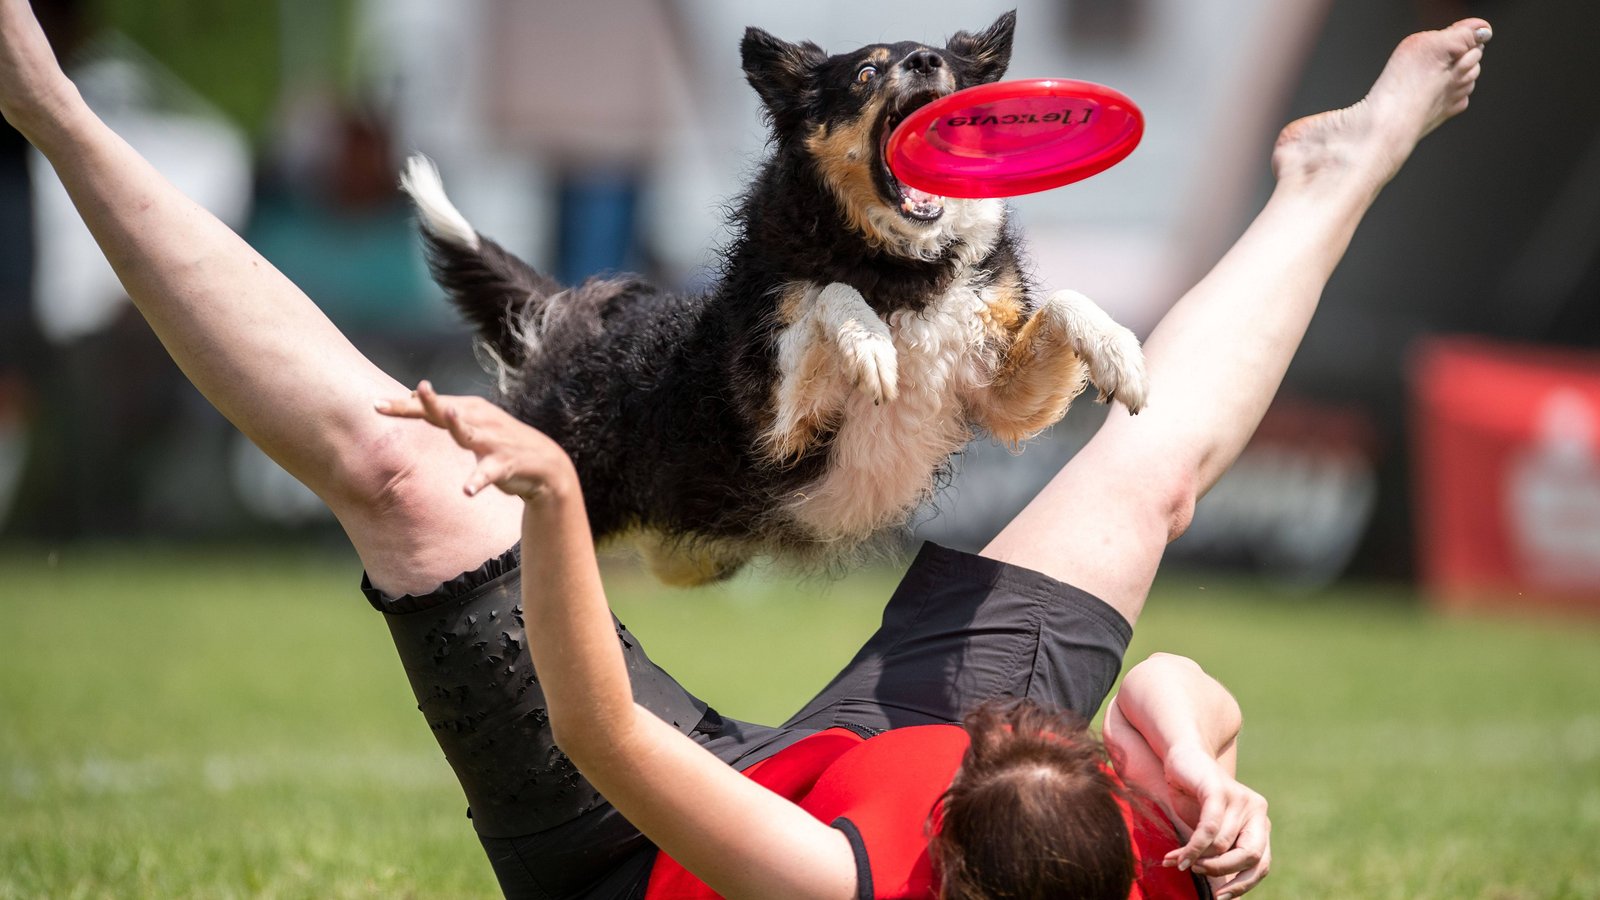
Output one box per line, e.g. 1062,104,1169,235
742,27,826,133
947,10,1016,84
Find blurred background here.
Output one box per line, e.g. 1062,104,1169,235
3,0,1597,607
3,1,1599,896
0,0,1593,605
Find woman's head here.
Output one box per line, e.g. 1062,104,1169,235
931,700,1134,900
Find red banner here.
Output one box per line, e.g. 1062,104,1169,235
1411,337,1600,612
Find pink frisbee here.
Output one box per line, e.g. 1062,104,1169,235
887,78,1144,199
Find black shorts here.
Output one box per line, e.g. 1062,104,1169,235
363,542,1132,900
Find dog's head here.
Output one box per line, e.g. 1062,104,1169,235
742,12,1016,260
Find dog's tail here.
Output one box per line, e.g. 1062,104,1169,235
400,155,561,376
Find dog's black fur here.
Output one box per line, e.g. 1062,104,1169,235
404,11,1145,584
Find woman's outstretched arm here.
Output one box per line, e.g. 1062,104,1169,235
378,382,858,900
0,0,521,593
1104,653,1269,900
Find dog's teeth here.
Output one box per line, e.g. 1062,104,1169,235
900,185,946,220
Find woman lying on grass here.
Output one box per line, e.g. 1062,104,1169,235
0,0,1490,894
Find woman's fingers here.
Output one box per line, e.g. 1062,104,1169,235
1167,789,1225,869
1203,800,1249,859
1191,799,1271,898
373,395,424,418
1192,839,1260,876
1167,786,1264,870
377,382,570,500
415,380,458,431
374,380,451,426
442,403,480,449
465,456,510,497
1212,842,1271,900
377,382,488,449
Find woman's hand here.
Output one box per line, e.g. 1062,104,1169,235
377,381,576,501
1103,652,1270,899
1160,740,1271,899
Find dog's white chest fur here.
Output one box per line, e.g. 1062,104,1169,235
765,276,995,541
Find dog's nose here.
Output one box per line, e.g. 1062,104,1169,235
904,49,943,75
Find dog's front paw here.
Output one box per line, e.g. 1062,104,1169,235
841,322,899,404
818,283,899,404
1084,323,1147,413
1048,290,1148,414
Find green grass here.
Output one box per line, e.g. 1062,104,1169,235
2,545,1598,898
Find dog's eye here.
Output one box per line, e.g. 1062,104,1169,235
855,65,878,84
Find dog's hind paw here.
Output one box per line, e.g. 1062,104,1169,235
1048,289,1148,414
636,532,752,586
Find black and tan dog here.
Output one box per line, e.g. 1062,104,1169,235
401,11,1147,584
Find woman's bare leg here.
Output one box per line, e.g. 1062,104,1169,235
0,0,521,595
983,19,1492,627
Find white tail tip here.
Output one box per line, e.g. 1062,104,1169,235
400,155,480,250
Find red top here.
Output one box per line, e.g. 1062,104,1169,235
645,725,1203,899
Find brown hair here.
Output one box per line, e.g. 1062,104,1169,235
930,700,1135,900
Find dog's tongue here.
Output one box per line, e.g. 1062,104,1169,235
901,183,945,218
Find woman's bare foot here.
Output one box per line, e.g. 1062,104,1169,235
1272,19,1492,196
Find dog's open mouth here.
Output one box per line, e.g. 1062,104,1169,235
879,90,947,222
